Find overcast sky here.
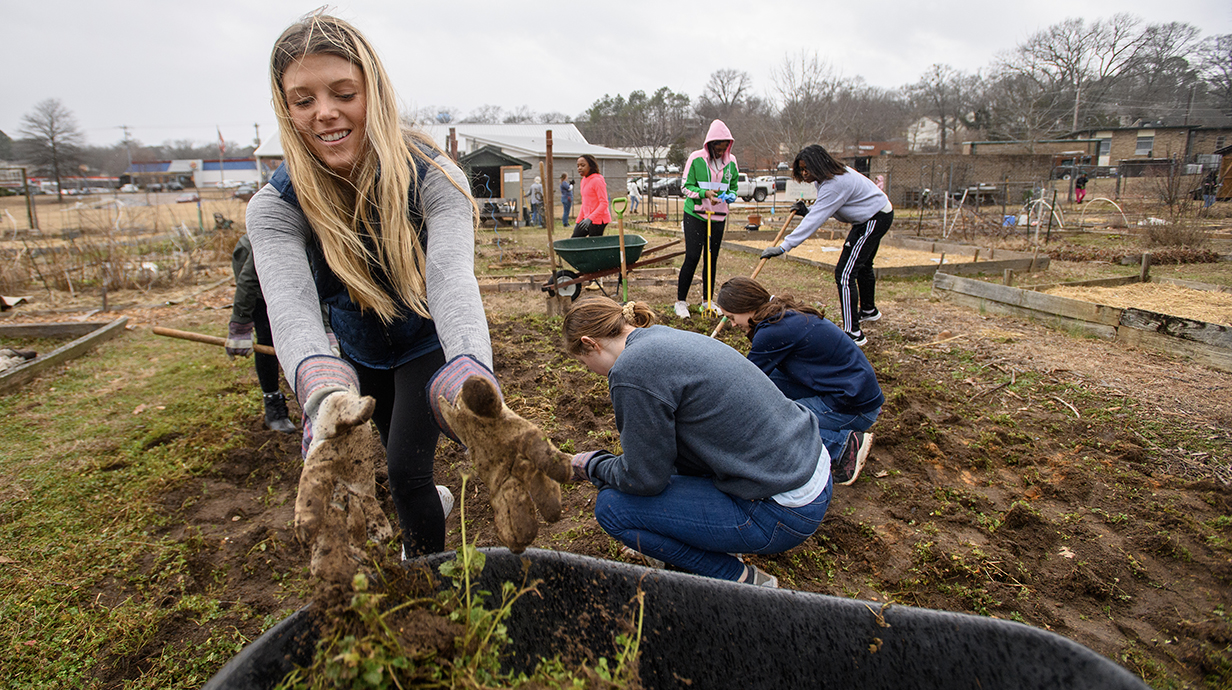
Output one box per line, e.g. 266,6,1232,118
5,0,1230,151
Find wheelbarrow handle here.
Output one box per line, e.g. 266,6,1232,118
611,197,628,218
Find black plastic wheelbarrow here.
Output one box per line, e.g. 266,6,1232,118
543,235,684,301
202,549,1148,690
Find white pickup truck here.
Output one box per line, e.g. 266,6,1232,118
735,173,771,203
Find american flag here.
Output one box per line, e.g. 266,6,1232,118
217,127,225,157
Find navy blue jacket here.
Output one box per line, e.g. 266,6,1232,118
747,311,883,415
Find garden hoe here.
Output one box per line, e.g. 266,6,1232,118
152,326,276,355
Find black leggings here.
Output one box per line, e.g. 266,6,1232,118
834,210,893,334
351,348,447,557
252,299,281,394
571,221,607,238
678,212,725,302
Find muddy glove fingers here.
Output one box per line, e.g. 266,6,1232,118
225,321,254,359
437,375,571,552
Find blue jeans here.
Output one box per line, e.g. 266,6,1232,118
794,394,880,453
562,200,572,226
595,473,832,581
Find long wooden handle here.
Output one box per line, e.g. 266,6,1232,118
709,209,799,339
152,326,277,356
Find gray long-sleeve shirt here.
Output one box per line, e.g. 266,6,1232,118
781,168,891,251
585,325,824,500
245,154,492,395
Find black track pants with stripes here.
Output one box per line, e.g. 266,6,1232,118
834,210,893,334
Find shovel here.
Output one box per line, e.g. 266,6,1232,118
708,207,800,338
610,197,630,302
153,326,277,356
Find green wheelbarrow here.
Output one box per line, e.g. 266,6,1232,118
543,234,683,301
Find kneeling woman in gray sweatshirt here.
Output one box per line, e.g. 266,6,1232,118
563,297,845,587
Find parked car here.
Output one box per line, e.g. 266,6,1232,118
176,192,200,203
167,181,184,191
120,184,140,193
736,173,771,202
650,177,682,197
232,183,258,201
219,180,243,189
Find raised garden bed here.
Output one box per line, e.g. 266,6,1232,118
0,317,129,394
931,272,1232,372
726,235,1048,278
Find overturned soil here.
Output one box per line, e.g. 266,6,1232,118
16,265,1231,688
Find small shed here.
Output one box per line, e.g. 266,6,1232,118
458,146,532,226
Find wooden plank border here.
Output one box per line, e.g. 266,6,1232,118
0,317,129,394
931,272,1232,372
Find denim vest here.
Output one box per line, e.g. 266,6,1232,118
267,160,441,370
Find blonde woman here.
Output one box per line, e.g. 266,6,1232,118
563,297,866,588
246,13,555,559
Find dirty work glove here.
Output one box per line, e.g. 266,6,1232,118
225,321,254,359
433,367,571,554
570,451,602,482
294,389,393,583
790,200,810,216
575,218,592,235
761,245,786,260
718,192,737,204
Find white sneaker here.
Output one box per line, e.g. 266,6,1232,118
673,301,690,319
437,485,454,520
702,301,722,316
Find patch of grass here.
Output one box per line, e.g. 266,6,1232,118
0,331,298,688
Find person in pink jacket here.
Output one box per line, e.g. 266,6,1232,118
572,154,611,238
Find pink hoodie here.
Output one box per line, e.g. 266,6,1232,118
682,120,738,220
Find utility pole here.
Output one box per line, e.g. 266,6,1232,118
253,122,261,147
121,125,133,171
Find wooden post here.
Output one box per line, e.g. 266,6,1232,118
1029,245,1039,272
1140,252,1151,283
1003,268,1013,286
973,249,980,263
22,167,38,230
449,127,457,161
543,131,570,316
1045,190,1057,243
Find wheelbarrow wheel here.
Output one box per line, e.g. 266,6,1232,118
551,270,582,301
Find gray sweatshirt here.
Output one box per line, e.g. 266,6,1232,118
245,155,492,394
781,167,892,251
586,325,824,500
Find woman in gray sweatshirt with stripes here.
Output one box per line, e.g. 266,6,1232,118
563,297,860,588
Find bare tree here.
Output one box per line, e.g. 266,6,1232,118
619,87,693,180
1197,34,1232,116
461,105,504,124
502,105,536,124
770,52,855,157
906,64,981,152
1000,14,1148,132
1101,22,1202,124
697,69,753,120
980,70,1071,148
18,99,84,202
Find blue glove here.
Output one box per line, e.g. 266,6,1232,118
761,246,786,259
718,192,737,204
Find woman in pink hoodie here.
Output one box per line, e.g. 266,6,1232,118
572,154,611,238
676,120,739,318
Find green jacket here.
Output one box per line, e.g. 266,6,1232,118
682,154,739,221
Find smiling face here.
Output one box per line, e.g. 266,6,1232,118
282,53,368,179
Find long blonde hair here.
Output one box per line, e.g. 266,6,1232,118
270,12,475,322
